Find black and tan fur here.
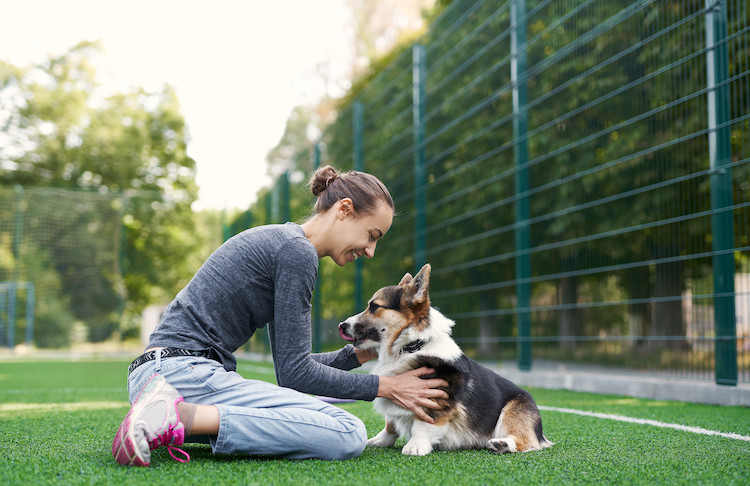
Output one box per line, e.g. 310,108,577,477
338,264,553,456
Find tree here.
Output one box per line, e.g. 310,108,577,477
0,41,201,342
346,0,435,76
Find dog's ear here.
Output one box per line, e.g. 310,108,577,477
406,264,431,305
398,272,413,286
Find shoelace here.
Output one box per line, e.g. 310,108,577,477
149,427,190,463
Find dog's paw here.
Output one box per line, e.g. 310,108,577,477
488,437,517,454
401,440,433,456
367,429,398,448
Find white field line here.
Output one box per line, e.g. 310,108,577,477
0,400,128,417
539,406,750,442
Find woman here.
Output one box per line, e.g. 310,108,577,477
112,165,449,466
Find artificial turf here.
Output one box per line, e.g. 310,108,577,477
1,359,748,485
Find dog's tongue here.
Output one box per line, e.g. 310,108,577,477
339,328,355,342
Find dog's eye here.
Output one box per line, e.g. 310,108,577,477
369,302,381,313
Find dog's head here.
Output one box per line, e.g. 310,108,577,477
338,263,433,355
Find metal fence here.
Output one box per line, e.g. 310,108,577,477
0,186,125,348
303,0,750,385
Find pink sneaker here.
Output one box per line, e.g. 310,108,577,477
112,374,190,466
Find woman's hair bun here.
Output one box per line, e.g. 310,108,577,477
309,165,339,197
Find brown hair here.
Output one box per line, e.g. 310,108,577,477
309,165,394,215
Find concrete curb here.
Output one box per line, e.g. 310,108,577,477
494,368,750,407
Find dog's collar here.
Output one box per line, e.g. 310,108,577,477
401,339,428,354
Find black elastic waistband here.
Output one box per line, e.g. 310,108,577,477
128,347,216,375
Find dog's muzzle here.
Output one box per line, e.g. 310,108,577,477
338,322,355,342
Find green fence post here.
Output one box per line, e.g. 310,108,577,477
271,178,280,223
511,0,531,371
313,143,322,353
413,43,427,270
281,170,291,223
706,0,736,386
353,101,364,313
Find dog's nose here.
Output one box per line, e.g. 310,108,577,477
338,321,355,342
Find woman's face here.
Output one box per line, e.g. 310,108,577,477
331,200,393,267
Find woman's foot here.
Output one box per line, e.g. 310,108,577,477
112,374,190,466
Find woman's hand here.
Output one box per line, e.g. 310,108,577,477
377,367,450,423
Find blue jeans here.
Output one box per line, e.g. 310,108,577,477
127,354,368,460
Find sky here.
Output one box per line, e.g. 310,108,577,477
0,0,353,210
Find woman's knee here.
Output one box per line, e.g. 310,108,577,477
327,418,367,460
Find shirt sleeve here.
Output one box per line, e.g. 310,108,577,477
310,344,363,370
267,237,380,401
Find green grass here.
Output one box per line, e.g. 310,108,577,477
1,359,749,485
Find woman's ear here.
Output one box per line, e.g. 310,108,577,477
337,198,354,220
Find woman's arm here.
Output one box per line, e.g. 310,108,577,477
310,343,376,369
310,345,363,370
269,238,380,400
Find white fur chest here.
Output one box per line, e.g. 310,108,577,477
371,358,420,425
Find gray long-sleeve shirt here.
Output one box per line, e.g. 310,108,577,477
147,222,380,401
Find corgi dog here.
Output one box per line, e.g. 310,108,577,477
338,263,552,456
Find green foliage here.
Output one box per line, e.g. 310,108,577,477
0,41,204,343
86,313,120,343
32,305,76,349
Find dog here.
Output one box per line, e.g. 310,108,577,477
338,263,553,456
